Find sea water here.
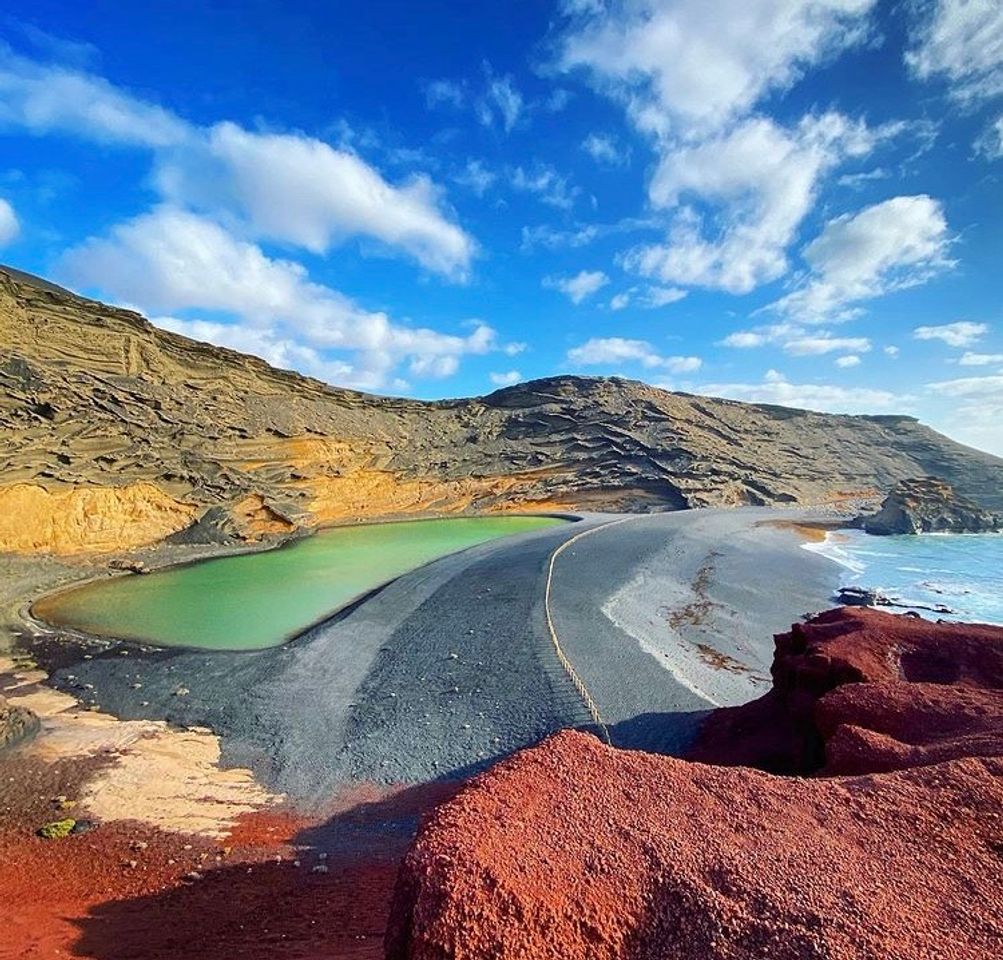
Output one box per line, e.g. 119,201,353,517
808,529,1003,626
34,515,566,651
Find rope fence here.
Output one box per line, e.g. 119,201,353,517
543,517,636,746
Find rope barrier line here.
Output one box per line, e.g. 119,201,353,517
543,516,636,746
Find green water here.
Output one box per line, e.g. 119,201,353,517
36,516,565,651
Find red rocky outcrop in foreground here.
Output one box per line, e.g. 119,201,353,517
691,607,1003,774
386,609,1003,959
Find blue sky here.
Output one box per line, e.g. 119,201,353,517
1,1,1001,453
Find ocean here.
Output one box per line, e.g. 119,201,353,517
807,529,1003,627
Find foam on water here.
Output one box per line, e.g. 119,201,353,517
808,529,1003,626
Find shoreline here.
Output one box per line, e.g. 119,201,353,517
14,509,586,656
801,526,1003,627
1,504,859,959
549,507,845,747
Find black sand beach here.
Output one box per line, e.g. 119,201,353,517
23,508,841,802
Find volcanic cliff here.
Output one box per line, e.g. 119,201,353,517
3,265,1003,554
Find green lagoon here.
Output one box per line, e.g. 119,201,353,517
36,516,565,651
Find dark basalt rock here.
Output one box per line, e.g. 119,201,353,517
860,476,1002,536
0,696,40,750
164,505,242,546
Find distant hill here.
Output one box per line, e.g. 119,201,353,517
2,264,1001,553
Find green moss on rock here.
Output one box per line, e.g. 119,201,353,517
37,818,76,839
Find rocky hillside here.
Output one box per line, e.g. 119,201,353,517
3,265,1002,553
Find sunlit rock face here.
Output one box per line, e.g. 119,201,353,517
3,264,1003,554
859,476,1002,536
387,608,1003,960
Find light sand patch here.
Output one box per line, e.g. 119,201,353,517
0,657,279,837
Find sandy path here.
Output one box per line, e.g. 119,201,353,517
547,507,841,753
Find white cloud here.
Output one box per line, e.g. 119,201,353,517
521,223,600,251
510,165,579,209
976,115,1003,159
155,121,475,279
480,75,523,132
959,350,1003,365
559,0,877,138
0,44,190,147
582,133,627,164
59,206,497,390
454,159,497,195
927,371,1003,455
914,320,988,347
837,167,890,188
884,345,901,357
720,323,870,355
0,197,19,245
640,285,687,307
0,50,475,279
623,113,883,294
835,354,861,367
609,284,687,310
784,334,871,355
543,269,609,304
425,79,465,109
567,336,701,372
771,195,954,321
721,330,769,348
489,370,522,386
700,368,905,414
906,0,1003,102
663,355,702,373
520,216,661,252
425,70,523,133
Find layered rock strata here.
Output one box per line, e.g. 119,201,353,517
3,265,1003,554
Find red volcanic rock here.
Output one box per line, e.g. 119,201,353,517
691,607,1003,775
387,610,1003,959
387,731,1003,960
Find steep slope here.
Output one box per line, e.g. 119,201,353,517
2,264,1002,553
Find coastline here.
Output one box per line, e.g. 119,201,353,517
0,505,856,959
550,508,844,737
802,525,1003,626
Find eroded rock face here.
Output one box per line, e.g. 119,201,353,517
0,696,39,750
860,476,1002,535
3,265,1003,553
387,610,1003,959
691,607,1003,775
0,482,197,554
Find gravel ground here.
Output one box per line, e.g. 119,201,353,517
25,508,843,802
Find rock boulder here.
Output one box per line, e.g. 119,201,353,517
387,609,1003,959
860,476,1002,535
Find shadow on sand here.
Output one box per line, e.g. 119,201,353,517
69,711,709,960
